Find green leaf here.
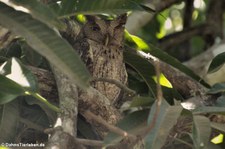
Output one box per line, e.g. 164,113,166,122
152,73,172,88
104,110,149,146
147,44,210,88
77,117,99,140
162,86,183,104
0,3,91,89
125,32,210,88
208,52,225,74
59,0,77,16
193,107,225,115
211,134,224,145
124,49,156,97
207,83,225,94
20,96,52,128
130,96,155,107
0,91,18,105
0,58,59,111
0,100,20,142
192,115,211,149
124,49,182,102
59,0,145,16
0,74,24,94
24,96,57,124
139,4,156,13
22,43,44,67
125,30,150,51
5,0,64,29
0,57,38,92
215,95,225,107
145,100,183,149
211,122,225,134
0,57,39,104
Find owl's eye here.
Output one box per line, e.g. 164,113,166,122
92,25,101,31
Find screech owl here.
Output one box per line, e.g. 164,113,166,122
74,14,128,105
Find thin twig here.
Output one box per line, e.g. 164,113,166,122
169,135,193,148
83,110,136,140
155,60,163,105
19,117,45,132
141,58,163,137
76,138,103,147
141,103,160,138
92,77,136,96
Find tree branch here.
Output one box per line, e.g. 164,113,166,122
83,110,136,139
76,138,103,147
126,0,184,34
159,0,224,51
92,77,136,96
158,24,212,50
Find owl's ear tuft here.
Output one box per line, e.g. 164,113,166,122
85,15,97,23
116,13,127,25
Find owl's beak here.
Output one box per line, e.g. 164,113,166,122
104,34,110,46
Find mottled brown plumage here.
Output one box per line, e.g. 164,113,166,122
74,15,128,105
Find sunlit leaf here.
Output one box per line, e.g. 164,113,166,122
0,58,58,111
192,115,211,149
152,73,172,88
150,45,210,88
0,57,38,92
0,72,25,92
125,30,149,51
0,146,9,149
125,31,210,88
211,133,223,144
0,3,91,89
76,14,87,23
208,52,225,74
156,10,169,39
145,100,183,149
0,57,38,104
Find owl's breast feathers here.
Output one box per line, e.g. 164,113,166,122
73,14,128,104
74,39,127,104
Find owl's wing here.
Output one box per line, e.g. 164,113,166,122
73,39,94,73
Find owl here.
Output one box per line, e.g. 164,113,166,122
74,14,128,106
